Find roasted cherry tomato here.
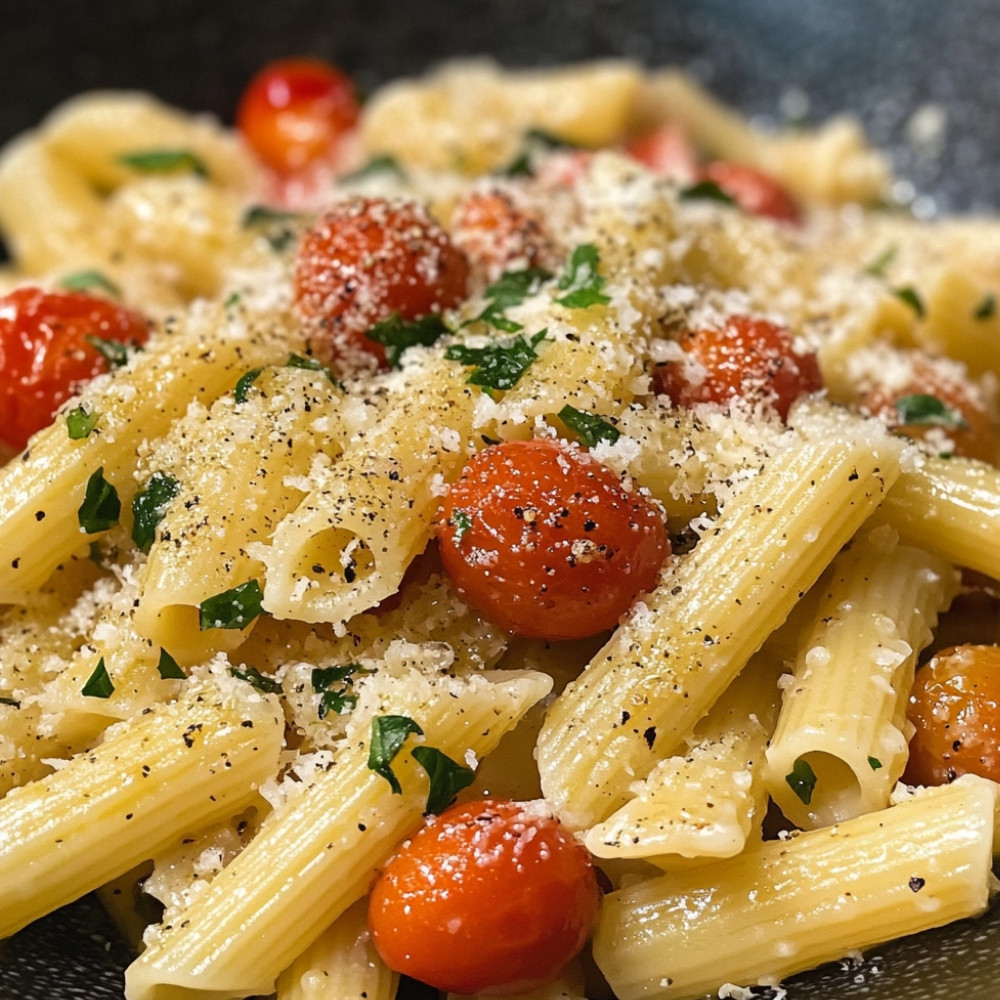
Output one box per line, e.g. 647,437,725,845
0,287,150,453
368,798,601,995
294,196,470,368
436,439,667,640
236,57,360,174
860,352,999,465
904,645,1000,786
652,314,823,421
623,124,699,184
700,160,801,225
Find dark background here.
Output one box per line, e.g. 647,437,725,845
2,1,1000,997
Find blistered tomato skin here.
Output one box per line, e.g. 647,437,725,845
0,287,151,453
294,197,470,368
701,161,802,225
436,439,668,640
236,57,360,174
652,315,823,422
368,799,601,996
904,645,1000,786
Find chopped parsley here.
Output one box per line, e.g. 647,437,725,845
451,509,473,544
85,335,134,368
59,270,121,297
78,467,121,534
558,404,620,447
82,657,114,699
234,367,265,404
974,293,996,321
446,328,548,392
555,244,610,309
131,471,181,553
157,648,185,680
368,714,423,794
199,579,265,631
472,267,553,332
412,745,475,814
286,353,340,387
340,154,406,183
240,205,303,251
678,179,737,206
895,393,969,429
892,285,926,318
312,663,374,719
867,756,883,771
863,245,898,278
66,406,99,440
229,665,282,694
497,128,580,177
365,313,451,368
118,148,208,178
785,757,818,805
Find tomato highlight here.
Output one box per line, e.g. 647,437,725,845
700,160,801,224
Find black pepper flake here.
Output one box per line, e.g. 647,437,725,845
35,510,45,521
621,710,631,725
848,468,860,481
643,726,657,749
909,877,926,892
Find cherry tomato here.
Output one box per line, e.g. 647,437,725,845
294,197,470,368
0,287,150,453
700,161,801,224
236,57,360,174
904,645,1000,786
624,125,699,184
652,315,823,421
436,439,667,640
368,798,601,995
452,188,553,282
860,352,999,465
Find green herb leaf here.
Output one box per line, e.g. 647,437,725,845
82,657,115,698
157,648,185,680
312,663,374,719
286,353,339,385
199,579,265,631
131,471,181,553
66,406,99,440
555,244,611,309
340,154,406,183
118,149,208,178
78,467,121,534
240,205,303,251
412,745,475,814
59,270,121,297
446,328,548,392
224,291,242,309
365,312,451,368
0,695,20,708
229,665,282,694
678,179,737,206
893,285,926,318
785,757,817,805
368,714,423,794
895,393,969,429
558,404,620,447
863,246,898,278
451,509,473,544
85,335,134,368
234,368,264,404
472,267,553,332
974,293,996,321
868,755,883,771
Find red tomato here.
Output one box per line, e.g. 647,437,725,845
294,197,470,368
236,57,360,174
700,161,801,224
0,287,150,452
904,645,1000,786
652,315,823,421
624,125,699,184
368,798,601,995
452,188,553,282
436,439,667,640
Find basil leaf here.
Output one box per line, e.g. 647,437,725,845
365,313,450,368
286,353,340,386
446,329,548,391
895,393,969,429
118,149,209,178
555,244,610,309
868,756,883,771
678,179,737,206
558,404,620,447
82,657,114,699
412,745,475,814
863,246,898,278
157,648,185,680
78,467,121,534
234,368,264,404
368,714,423,794
893,285,926,318
66,406,99,440
229,665,282,694
340,154,406,183
85,335,133,368
785,757,817,805
472,267,553,331
59,270,121,297
131,471,181,553
974,293,996,321
312,663,374,719
199,579,265,631
451,508,473,544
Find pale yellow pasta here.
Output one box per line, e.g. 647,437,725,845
0,673,283,939
593,776,998,1000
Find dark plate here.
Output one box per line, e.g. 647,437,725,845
2,1,1000,997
